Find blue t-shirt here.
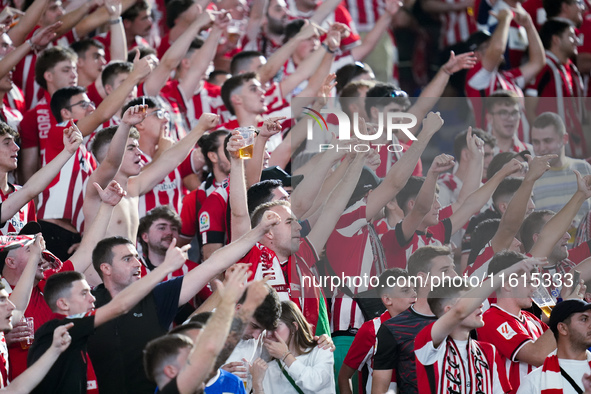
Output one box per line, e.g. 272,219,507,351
205,369,247,394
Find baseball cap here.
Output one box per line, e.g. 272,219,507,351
0,222,61,272
549,299,591,334
260,166,303,188
347,167,382,208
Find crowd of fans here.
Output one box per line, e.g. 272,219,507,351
0,0,589,392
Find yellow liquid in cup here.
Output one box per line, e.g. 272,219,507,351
239,144,254,159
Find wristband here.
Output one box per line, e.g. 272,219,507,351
109,17,122,25
321,42,336,54
281,350,292,362
442,67,453,76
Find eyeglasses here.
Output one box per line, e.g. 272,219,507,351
147,109,170,120
385,89,409,98
67,100,94,110
491,110,521,119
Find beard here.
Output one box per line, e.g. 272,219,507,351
266,15,285,35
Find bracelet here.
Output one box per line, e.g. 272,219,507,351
26,39,33,49
321,42,336,54
281,350,292,362
110,17,122,25
442,67,453,76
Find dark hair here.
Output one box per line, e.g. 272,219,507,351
544,0,576,18
35,47,77,91
166,0,194,28
189,312,212,325
251,200,290,228
520,210,555,253
221,72,258,116
127,47,157,62
230,51,264,76
377,268,409,297
396,176,425,215
540,19,572,49
90,125,140,162
123,96,158,114
207,70,231,86
484,90,520,113
122,0,150,21
365,82,411,117
468,219,500,266
453,128,495,163
92,236,134,279
335,62,373,95
168,321,205,335
339,80,376,117
101,61,133,87
532,112,566,137
283,19,306,43
487,152,517,180
43,271,86,312
247,180,284,215
50,86,87,122
0,122,19,139
492,177,523,209
143,334,193,383
407,246,452,277
487,250,527,276
138,206,182,253
279,301,316,355
70,39,104,58
428,279,470,318
197,130,231,172
238,284,281,330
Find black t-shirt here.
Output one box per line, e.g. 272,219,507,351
27,312,96,394
157,377,181,394
373,306,436,394
87,277,183,394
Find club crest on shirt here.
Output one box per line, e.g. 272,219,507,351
497,322,517,340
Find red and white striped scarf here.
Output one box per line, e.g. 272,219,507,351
440,338,493,394
541,350,591,393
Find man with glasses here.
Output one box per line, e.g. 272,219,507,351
485,90,532,154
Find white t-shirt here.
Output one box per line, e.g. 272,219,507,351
517,359,591,394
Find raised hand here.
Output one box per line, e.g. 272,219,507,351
574,170,591,199
465,127,484,159
93,180,127,206
30,233,45,258
428,153,455,175
510,4,532,26
295,20,324,42
364,148,381,171
316,73,336,107
216,262,250,304
324,22,349,51
259,116,286,139
490,8,513,21
196,113,220,131
212,9,231,31
30,21,62,50
63,121,83,154
51,323,74,353
243,278,270,309
385,0,403,15
524,154,555,181
130,50,157,80
441,51,477,75
226,130,245,160
122,104,148,126
421,112,444,135
499,158,524,177
509,256,545,276
104,0,122,17
161,238,191,272
256,210,281,233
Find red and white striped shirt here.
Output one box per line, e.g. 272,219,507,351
438,0,477,49
3,84,25,115
18,92,55,152
37,121,97,231
326,199,386,332
137,151,194,218
477,304,548,394
189,81,232,127
0,183,36,235
342,0,383,33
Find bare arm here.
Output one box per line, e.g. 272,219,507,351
366,112,444,220
530,171,591,259
421,0,473,12
514,329,557,367
130,114,219,196
73,0,136,38
451,128,484,211
2,127,82,222
338,363,357,394
178,211,280,306
95,240,189,327
105,0,127,62
228,131,251,241
490,155,554,252
2,324,73,394
481,9,511,72
243,0,267,46
8,235,43,323
6,0,48,45
514,6,545,84
371,370,394,394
